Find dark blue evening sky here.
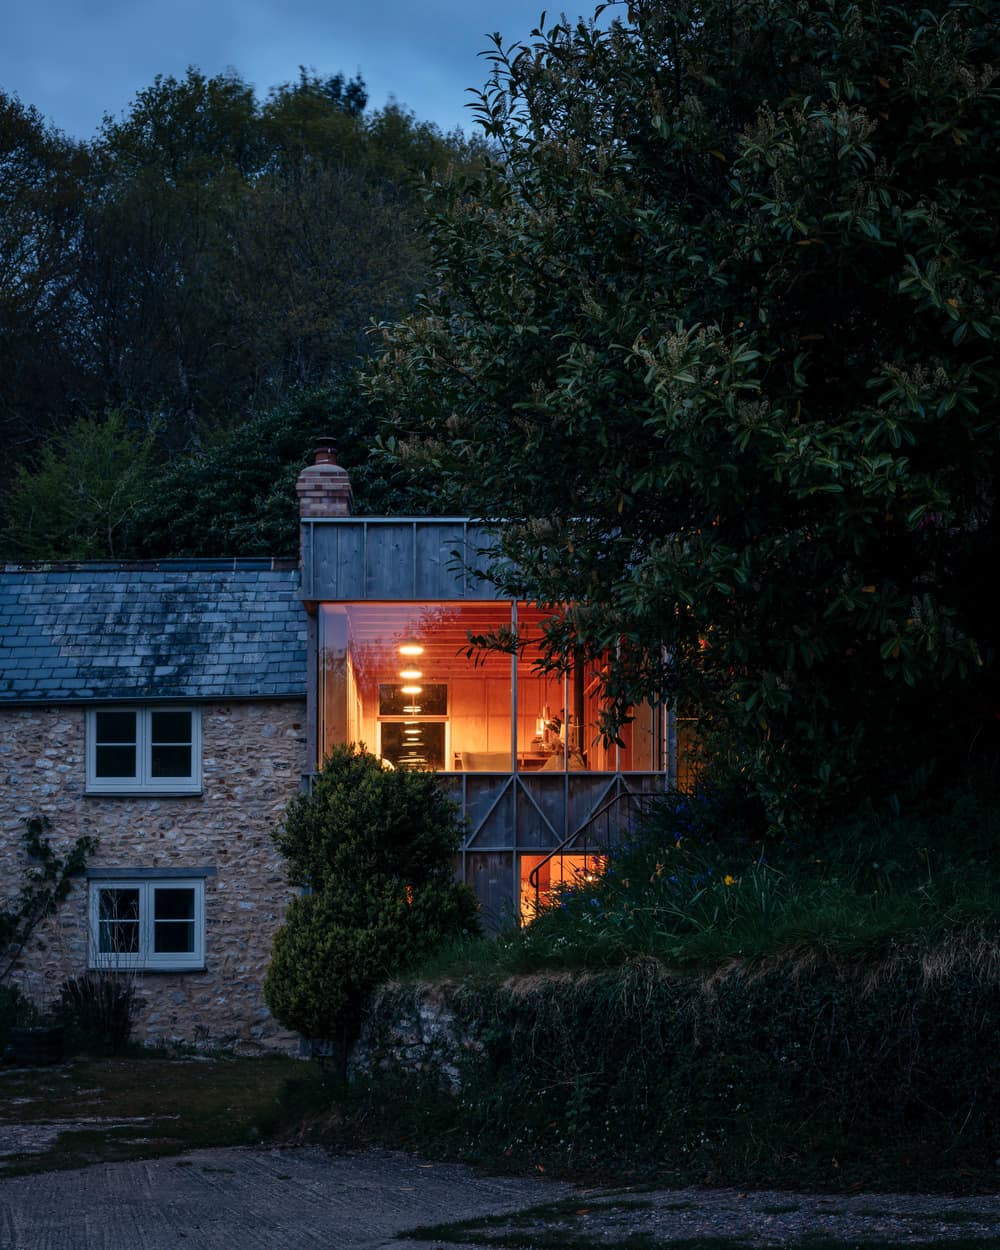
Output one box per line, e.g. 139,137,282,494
3,1,597,139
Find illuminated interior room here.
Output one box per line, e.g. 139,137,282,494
302,515,678,926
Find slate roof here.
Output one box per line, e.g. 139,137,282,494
0,560,306,704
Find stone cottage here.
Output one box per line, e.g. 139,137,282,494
0,560,307,1051
1,448,685,1048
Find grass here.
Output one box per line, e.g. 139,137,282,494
408,775,1000,981
398,1192,1000,1248
0,1051,324,1175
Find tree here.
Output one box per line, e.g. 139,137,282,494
0,64,478,503
129,378,434,558
366,1,1000,834
265,746,478,1054
3,409,158,559
0,94,89,466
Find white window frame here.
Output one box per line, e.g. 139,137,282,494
85,706,202,795
88,878,206,971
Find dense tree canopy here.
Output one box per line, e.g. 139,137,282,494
367,0,1000,832
0,66,481,491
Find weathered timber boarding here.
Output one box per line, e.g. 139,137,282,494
300,518,503,602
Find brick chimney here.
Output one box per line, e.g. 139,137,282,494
295,439,354,518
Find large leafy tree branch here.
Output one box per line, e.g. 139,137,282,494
367,1,1000,832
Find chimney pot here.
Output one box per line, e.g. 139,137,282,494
296,438,354,520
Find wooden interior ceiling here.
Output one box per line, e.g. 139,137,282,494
337,603,561,680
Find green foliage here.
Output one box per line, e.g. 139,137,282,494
2,410,157,559
418,771,1000,975
349,949,1000,1189
265,745,479,1045
0,983,39,1049
0,93,88,465
56,973,138,1056
367,1,1000,834
1,816,97,983
0,66,483,501
130,379,438,558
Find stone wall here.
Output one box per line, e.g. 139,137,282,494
0,699,306,1052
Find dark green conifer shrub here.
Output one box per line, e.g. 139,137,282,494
265,745,478,1054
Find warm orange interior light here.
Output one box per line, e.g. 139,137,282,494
399,668,423,679
399,642,424,656
401,684,423,695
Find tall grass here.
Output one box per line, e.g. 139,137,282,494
414,771,1000,979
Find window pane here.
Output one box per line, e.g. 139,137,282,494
151,712,192,744
100,921,140,953
95,711,137,744
154,888,195,921
99,888,139,922
153,889,196,954
379,683,448,716
320,602,514,773
150,744,192,778
154,921,195,954
380,722,446,770
96,744,138,778
98,888,140,954
516,605,617,772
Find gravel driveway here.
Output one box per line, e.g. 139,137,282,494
0,1146,569,1250
2,1145,999,1249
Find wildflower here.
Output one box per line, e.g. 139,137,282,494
723,874,736,886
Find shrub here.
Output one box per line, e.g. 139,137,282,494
352,949,1000,1188
0,983,39,1050
57,972,138,1056
265,745,479,1057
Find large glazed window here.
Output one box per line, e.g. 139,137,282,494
515,604,663,772
319,602,514,772
319,601,667,775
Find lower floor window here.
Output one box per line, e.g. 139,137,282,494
89,879,205,970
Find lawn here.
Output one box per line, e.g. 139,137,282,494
0,1053,318,1175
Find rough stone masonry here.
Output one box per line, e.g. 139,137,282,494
1,700,304,1051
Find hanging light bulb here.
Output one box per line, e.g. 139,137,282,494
401,685,423,695
398,641,424,656
399,668,423,679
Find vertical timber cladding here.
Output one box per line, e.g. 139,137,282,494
301,518,503,602
304,518,671,921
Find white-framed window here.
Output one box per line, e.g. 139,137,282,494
86,707,201,794
88,878,206,971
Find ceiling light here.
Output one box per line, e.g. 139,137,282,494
399,668,423,679
401,685,422,695
399,642,424,656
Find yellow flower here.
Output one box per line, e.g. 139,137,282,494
723,874,736,887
